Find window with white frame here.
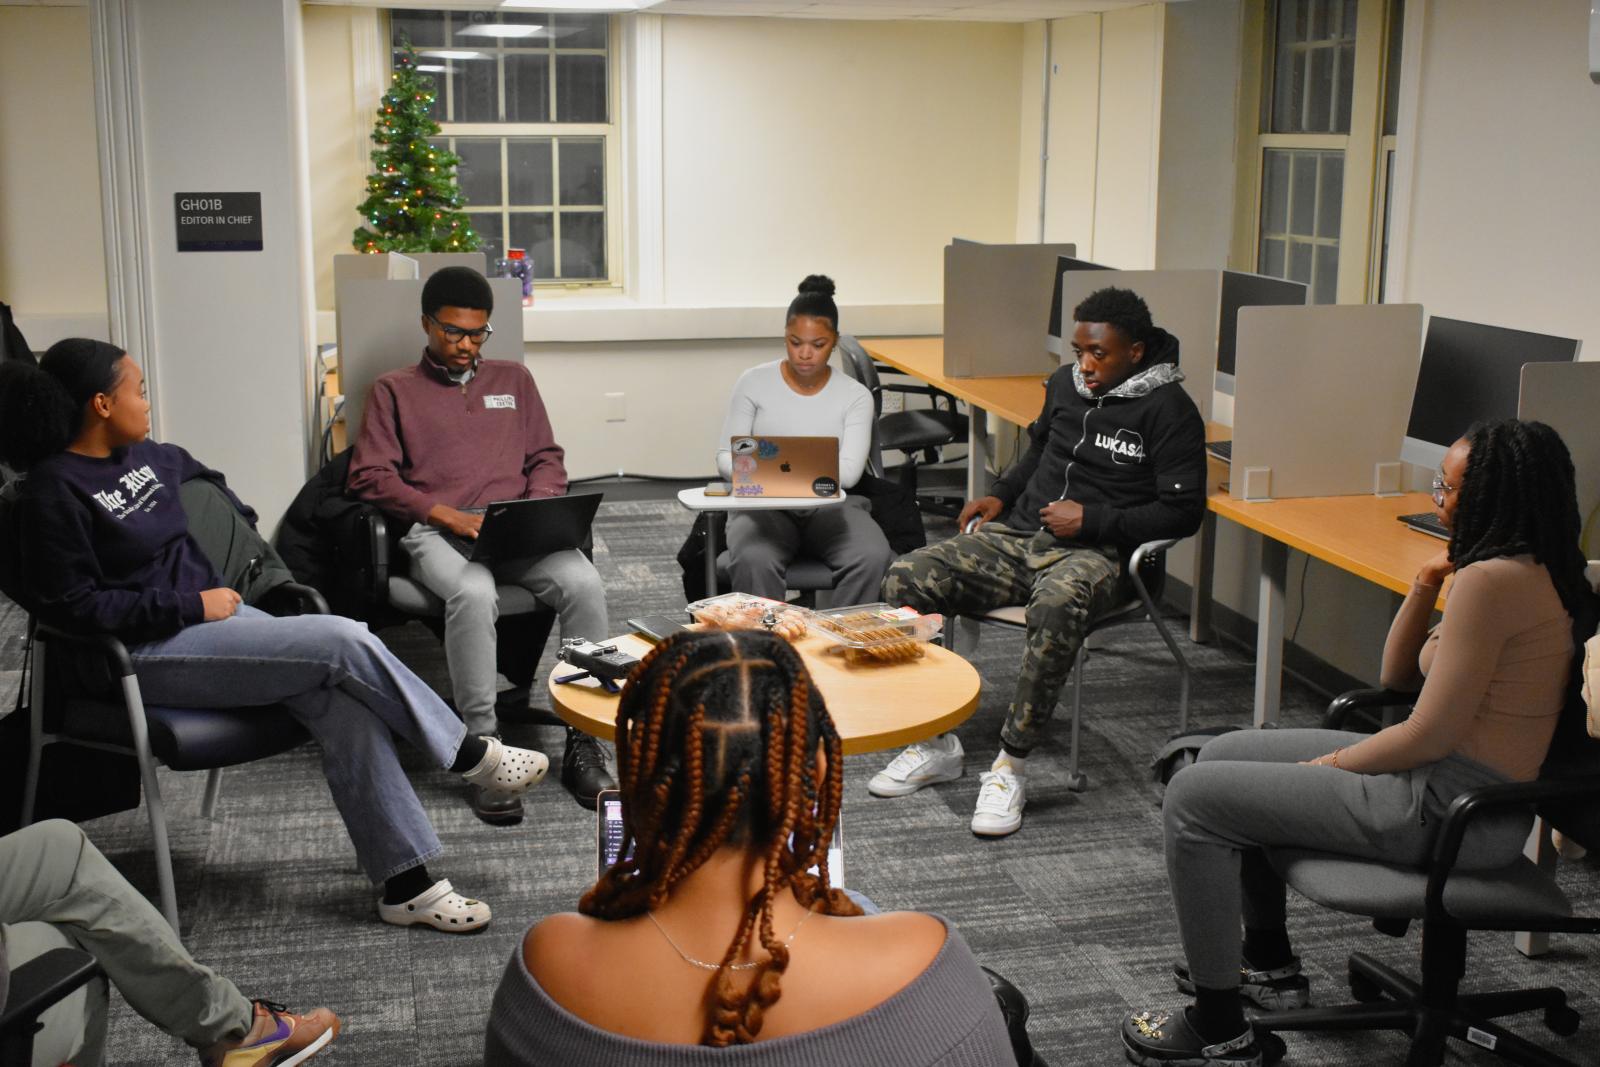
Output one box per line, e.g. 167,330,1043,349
1233,0,1404,305
389,8,617,285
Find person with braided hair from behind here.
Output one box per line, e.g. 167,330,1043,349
1122,418,1599,1067
485,629,1016,1064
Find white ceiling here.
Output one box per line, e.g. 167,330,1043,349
295,0,1180,21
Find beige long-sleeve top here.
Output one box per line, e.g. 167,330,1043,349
1343,555,1573,782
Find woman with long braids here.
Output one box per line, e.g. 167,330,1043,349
486,629,1014,1064
0,341,550,933
1122,418,1597,1067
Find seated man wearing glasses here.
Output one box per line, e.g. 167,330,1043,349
348,266,614,823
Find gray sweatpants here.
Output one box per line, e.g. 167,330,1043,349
1164,728,1530,990
402,524,609,736
0,821,252,1065
724,498,895,607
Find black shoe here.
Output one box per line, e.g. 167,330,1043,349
470,784,524,826
1174,957,1311,1011
1121,1007,1264,1067
561,729,615,809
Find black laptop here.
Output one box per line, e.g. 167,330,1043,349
441,492,603,562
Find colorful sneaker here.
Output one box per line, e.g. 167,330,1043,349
970,767,1026,837
203,1000,339,1067
1121,1006,1262,1066
868,734,964,797
1173,957,1311,1011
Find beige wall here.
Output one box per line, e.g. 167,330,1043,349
0,5,108,342
1393,0,1600,351
659,17,1023,307
303,5,375,315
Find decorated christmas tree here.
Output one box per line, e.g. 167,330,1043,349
352,44,480,254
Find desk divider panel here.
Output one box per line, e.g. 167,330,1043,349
943,241,1076,379
1519,360,1600,555
1231,303,1423,500
1056,269,1224,423
334,258,524,446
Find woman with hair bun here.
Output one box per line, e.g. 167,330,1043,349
713,275,895,604
486,628,1013,1063
0,340,550,933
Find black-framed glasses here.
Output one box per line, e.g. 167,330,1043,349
1430,471,1457,508
427,314,493,344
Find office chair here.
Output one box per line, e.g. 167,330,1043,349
837,336,967,512
946,535,1192,791
1255,687,1600,1067
10,479,323,933
0,948,102,1066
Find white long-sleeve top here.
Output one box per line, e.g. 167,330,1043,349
715,360,875,488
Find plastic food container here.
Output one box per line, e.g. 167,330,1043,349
687,592,811,639
808,603,943,664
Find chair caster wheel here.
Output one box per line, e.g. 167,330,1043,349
1544,1004,1581,1036
1349,972,1385,1003
1066,773,1088,793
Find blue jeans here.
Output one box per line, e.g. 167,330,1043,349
128,607,466,883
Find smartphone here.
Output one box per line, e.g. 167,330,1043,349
596,789,631,877
704,481,731,496
627,614,690,643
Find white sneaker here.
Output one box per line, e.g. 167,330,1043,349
970,768,1026,836
867,734,964,797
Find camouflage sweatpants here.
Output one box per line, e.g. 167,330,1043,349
881,523,1126,753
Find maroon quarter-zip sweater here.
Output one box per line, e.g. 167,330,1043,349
347,353,567,526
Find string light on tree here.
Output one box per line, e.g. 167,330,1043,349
351,39,479,255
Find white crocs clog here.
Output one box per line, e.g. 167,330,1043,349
378,879,492,933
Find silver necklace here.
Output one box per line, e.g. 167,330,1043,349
646,908,814,972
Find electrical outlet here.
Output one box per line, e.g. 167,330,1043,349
605,392,626,422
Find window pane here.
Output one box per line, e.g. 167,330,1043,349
1383,0,1406,136
470,211,504,260
1313,244,1340,304
556,55,607,122
450,59,498,122
558,138,605,206
1289,153,1318,237
1316,153,1343,237
511,213,557,278
1269,0,1357,134
1261,150,1291,235
504,53,551,123
1260,237,1287,278
560,212,606,279
391,10,445,48
1289,242,1313,286
553,14,608,48
453,139,503,208
507,139,554,206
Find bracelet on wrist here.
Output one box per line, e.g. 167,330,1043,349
1330,747,1343,769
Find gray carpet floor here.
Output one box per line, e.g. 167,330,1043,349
2,499,1597,1065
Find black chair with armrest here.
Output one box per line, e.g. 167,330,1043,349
10,477,326,934
1256,686,1600,1067
837,336,967,511
0,948,103,1067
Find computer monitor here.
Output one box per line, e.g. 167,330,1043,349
1045,256,1113,357
1215,272,1306,396
1399,316,1581,471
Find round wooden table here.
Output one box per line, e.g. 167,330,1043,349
548,631,981,755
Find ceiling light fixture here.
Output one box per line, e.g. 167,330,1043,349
415,64,447,72
457,24,544,37
418,49,490,60
500,0,666,11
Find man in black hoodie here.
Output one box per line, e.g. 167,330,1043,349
874,287,1207,836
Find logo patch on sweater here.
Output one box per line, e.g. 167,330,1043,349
1094,428,1146,465
483,394,516,410
92,464,165,519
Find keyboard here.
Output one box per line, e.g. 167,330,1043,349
1397,512,1449,540
1206,440,1233,463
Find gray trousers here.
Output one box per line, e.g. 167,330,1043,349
1164,728,1530,990
403,524,609,736
724,499,895,607
0,821,252,1065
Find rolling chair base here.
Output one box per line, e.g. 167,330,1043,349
1259,951,1581,1067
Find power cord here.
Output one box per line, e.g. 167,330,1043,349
1288,553,1311,645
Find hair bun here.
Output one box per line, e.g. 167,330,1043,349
796,274,836,298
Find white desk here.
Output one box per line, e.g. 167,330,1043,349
675,488,848,595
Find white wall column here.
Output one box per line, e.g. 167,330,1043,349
90,0,315,531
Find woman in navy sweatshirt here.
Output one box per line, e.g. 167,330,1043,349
0,339,548,932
